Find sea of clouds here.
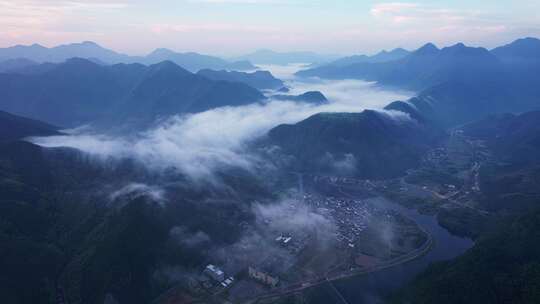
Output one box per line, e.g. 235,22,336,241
31,65,412,182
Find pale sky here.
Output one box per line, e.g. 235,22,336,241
1,0,539,56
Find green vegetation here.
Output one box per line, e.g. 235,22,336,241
266,110,443,179
392,207,540,304
436,207,491,239
393,110,540,304
0,138,266,304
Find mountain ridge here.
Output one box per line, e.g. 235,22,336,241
0,58,265,128
0,41,256,72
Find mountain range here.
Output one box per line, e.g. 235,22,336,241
296,42,507,91
0,41,256,72
392,110,540,304
196,69,284,90
261,108,443,179
320,48,410,67
2,36,540,304
0,110,59,142
271,91,328,103
233,49,340,65
0,110,270,304
0,58,264,128
491,37,540,64
297,38,540,127
462,111,540,212
0,58,39,73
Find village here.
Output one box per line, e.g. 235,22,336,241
156,189,428,304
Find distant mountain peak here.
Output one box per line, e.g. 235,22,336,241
500,37,540,49
149,48,175,56
0,110,60,141
442,43,493,58
415,43,439,55
65,57,93,63
146,60,191,77
149,60,181,70
385,48,409,56
20,43,47,50
491,36,540,62
517,37,540,43
63,57,99,66
59,41,103,49
79,41,100,47
58,57,102,72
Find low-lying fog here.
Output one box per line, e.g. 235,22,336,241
30,64,414,294
31,64,412,182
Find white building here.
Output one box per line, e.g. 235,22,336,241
204,264,225,282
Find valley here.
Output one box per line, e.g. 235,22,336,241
150,125,495,304
1,33,540,304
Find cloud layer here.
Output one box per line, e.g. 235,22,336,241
31,74,410,182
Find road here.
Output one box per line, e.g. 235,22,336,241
244,233,433,304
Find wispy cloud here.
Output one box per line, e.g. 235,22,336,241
0,0,129,43
110,183,167,204
370,2,420,20
347,1,537,50
370,2,502,30
31,76,411,183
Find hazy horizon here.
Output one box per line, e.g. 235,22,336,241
1,0,539,57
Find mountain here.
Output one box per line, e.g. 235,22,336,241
0,112,82,304
0,42,257,72
235,49,339,65
4,62,59,75
0,41,130,64
0,58,137,127
296,42,505,91
272,91,328,104
392,207,540,304
460,111,540,212
0,58,264,128
109,61,265,127
262,109,443,179
384,100,426,123
491,37,540,64
141,48,255,72
383,41,540,128
0,111,60,142
462,111,540,158
0,58,38,73
323,48,410,67
389,108,540,304
398,81,518,128
0,112,272,304
491,37,540,101
0,137,161,304
196,69,284,90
